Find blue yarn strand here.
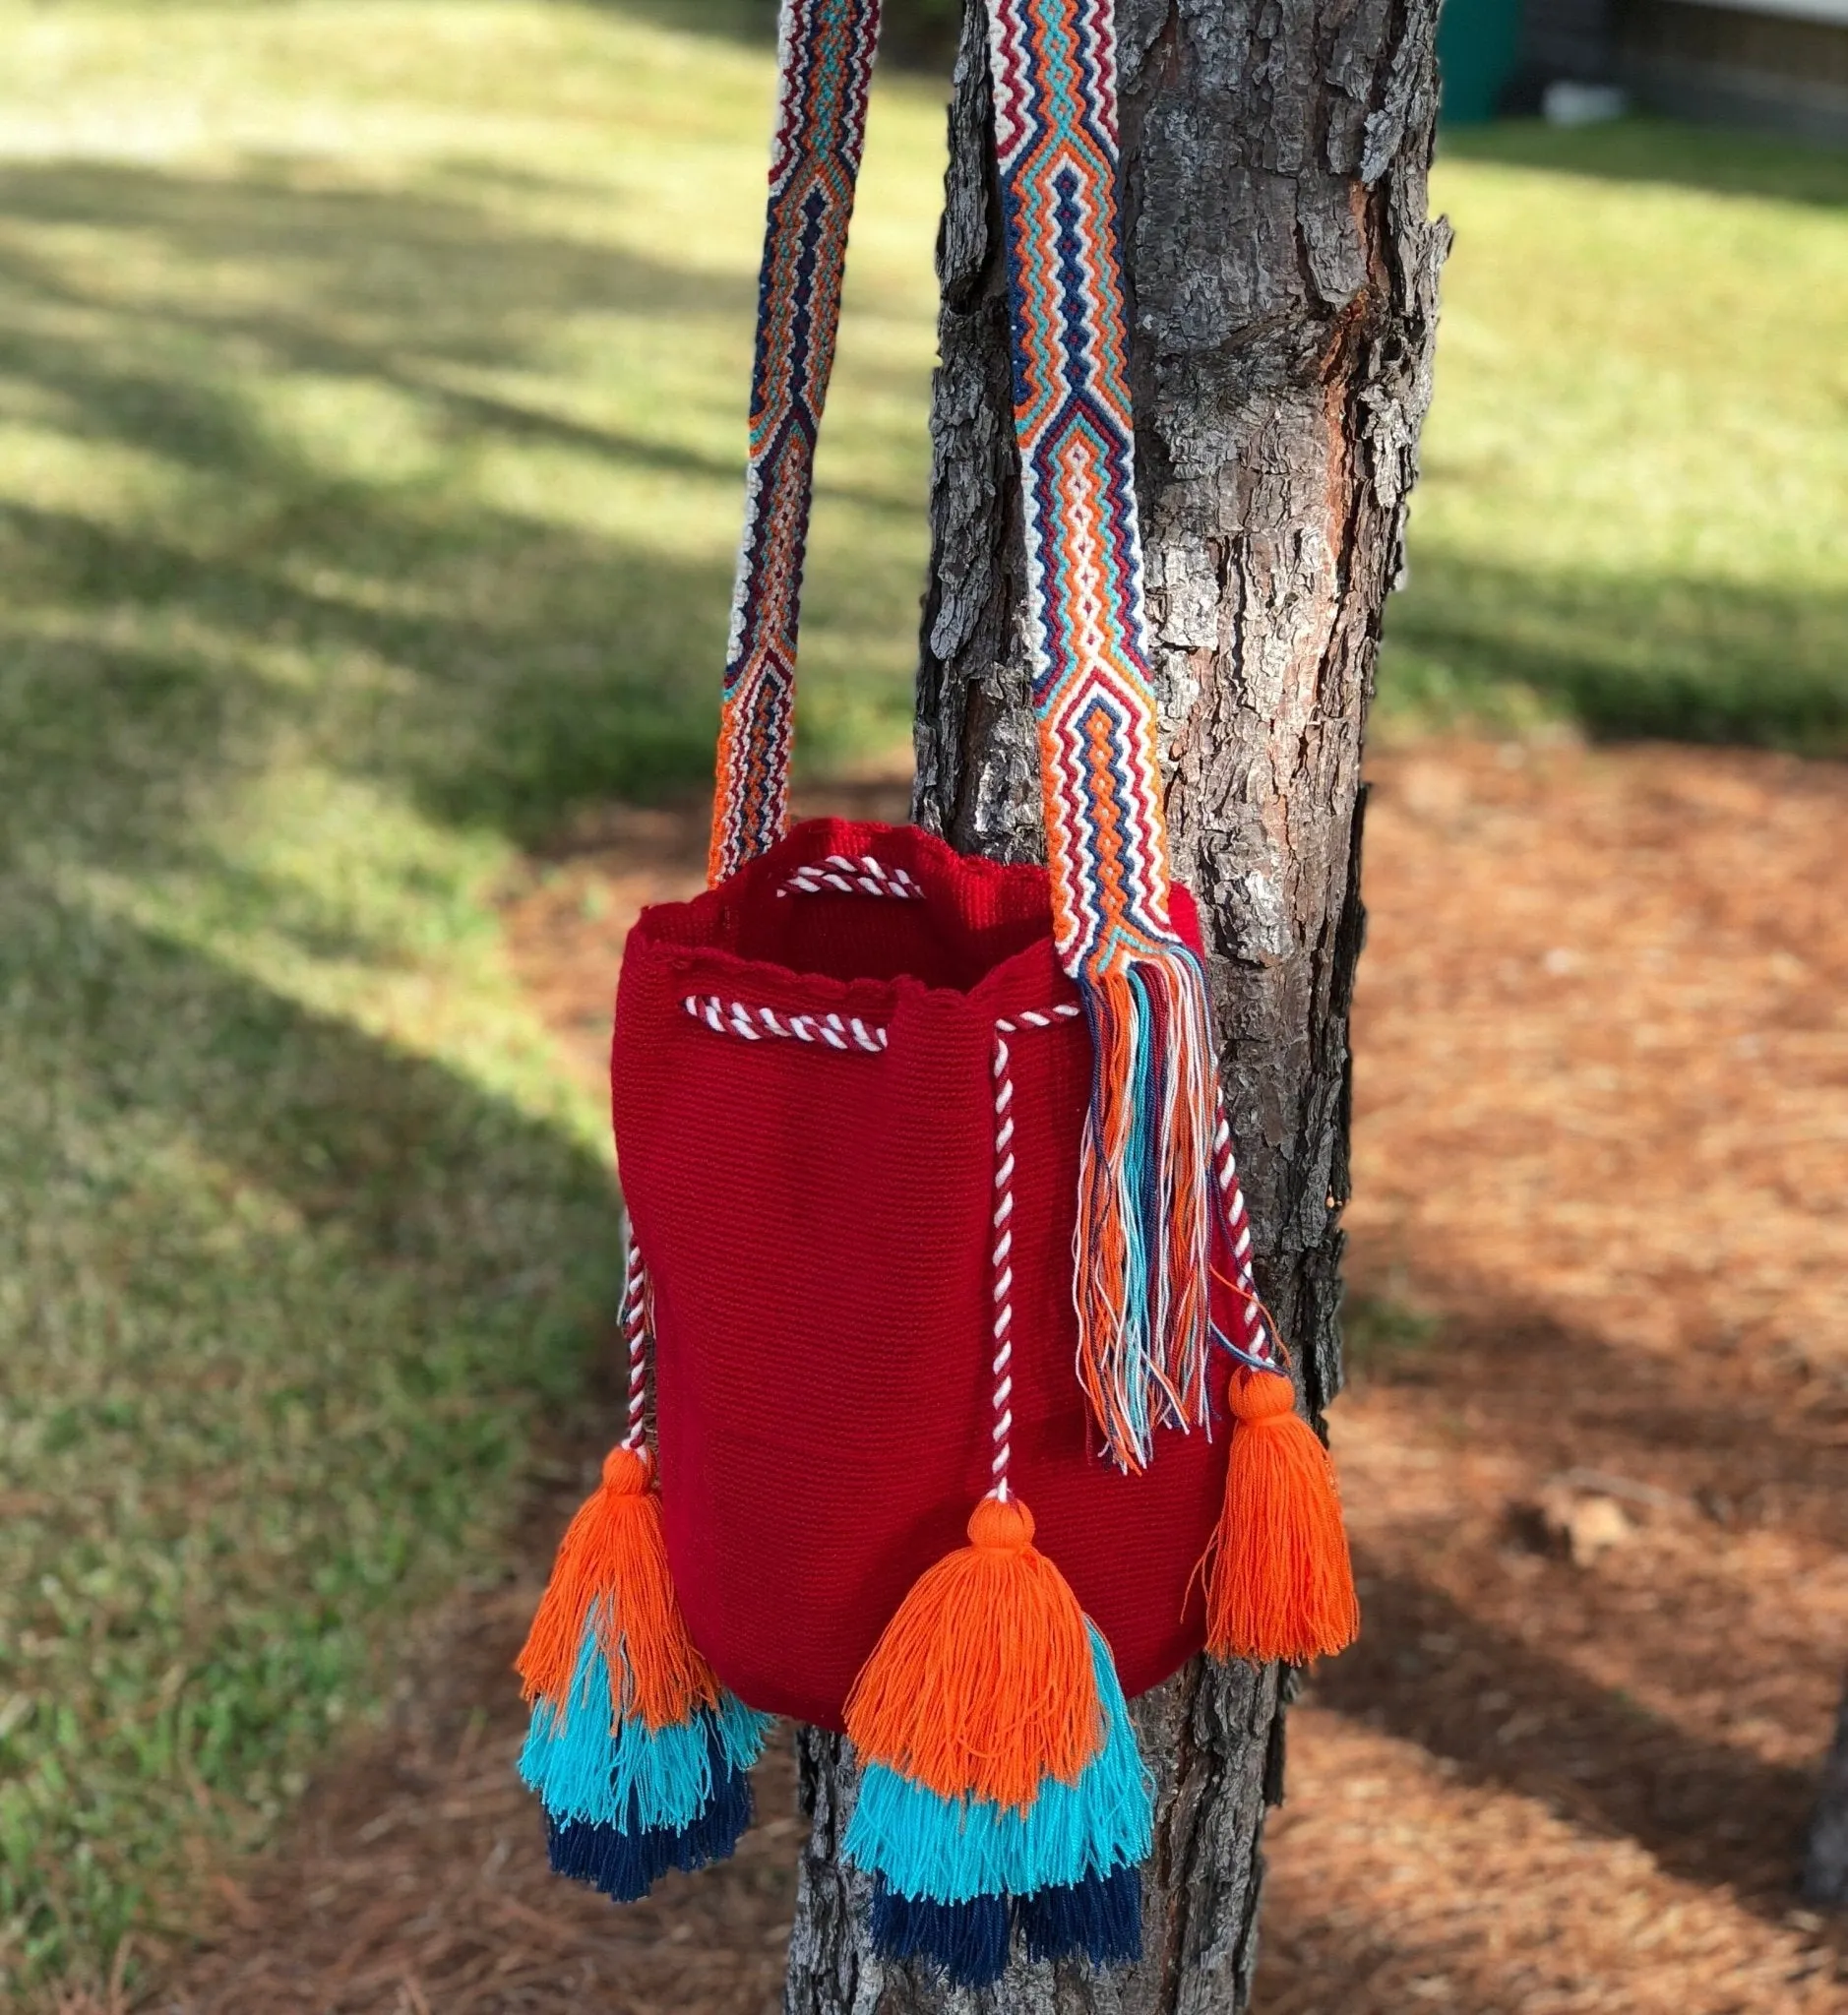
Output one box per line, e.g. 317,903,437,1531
870,1866,1142,1984
548,1748,756,1902
1016,1862,1142,1968
714,1686,775,1776
869,1880,1012,1989
542,1710,762,1903
844,1622,1152,1905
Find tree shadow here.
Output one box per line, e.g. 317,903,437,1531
0,127,926,1984
1438,117,1848,208
0,154,929,863
585,0,959,70
1314,1267,1848,1930
1356,1283,1848,1549
1380,549,1848,754
0,894,623,1977
1313,1551,1830,1925
579,0,778,48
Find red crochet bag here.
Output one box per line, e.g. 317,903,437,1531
515,0,1356,1977
613,817,1233,1727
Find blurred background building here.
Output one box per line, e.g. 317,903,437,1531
1442,0,1848,139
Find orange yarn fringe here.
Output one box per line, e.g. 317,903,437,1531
844,1494,1104,1810
515,1445,719,1732
1201,1369,1360,1666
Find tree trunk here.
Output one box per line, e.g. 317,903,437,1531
784,0,1446,2005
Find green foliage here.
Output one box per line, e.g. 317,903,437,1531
881,0,964,60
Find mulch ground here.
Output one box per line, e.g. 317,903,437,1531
127,741,1846,2015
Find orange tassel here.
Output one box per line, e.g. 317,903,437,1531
516,1446,718,1732
844,1494,1103,1811
1202,1370,1360,1665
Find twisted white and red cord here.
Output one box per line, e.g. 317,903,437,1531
779,854,922,900
1211,1089,1282,1373
988,1030,1016,1499
620,1219,654,1454
986,1005,1083,1496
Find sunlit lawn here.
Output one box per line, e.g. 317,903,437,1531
0,0,1841,1997
1396,120,1848,746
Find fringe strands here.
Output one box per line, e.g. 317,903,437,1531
845,1622,1151,1904
1076,947,1217,1472
514,1436,771,1903
848,1621,1151,1986
515,1446,717,1732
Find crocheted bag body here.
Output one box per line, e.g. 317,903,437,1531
613,818,1232,1728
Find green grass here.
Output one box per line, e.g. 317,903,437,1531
0,1,1841,1999
0,1,941,1994
1383,119,1848,748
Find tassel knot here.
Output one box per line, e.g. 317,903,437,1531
966,1495,1034,1553
601,1445,650,1494
844,1490,1101,1811
1227,1370,1297,1425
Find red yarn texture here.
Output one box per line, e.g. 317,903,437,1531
611,818,1230,1730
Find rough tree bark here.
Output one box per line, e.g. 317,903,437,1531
784,0,1447,2005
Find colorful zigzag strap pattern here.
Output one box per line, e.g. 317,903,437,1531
515,1226,771,1899
709,0,880,886
982,0,1225,1468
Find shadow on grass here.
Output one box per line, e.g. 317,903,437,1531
0,128,934,1988
0,155,927,856
1439,117,1848,208
582,0,777,45
588,0,959,68
0,893,621,1981
1380,550,1848,754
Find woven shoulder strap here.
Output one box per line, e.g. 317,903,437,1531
711,0,879,884
711,0,1221,1470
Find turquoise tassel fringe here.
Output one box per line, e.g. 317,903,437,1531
844,1622,1151,1905
520,1605,770,1830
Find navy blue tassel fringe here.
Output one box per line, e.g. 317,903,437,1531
1016,1862,1142,1968
869,1882,1012,1988
547,1738,754,1903
869,1864,1142,1986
